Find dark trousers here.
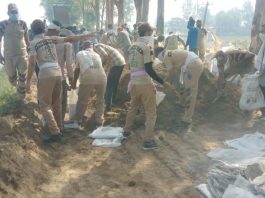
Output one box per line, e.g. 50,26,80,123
62,80,68,120
189,48,198,55
260,85,265,116
106,65,124,110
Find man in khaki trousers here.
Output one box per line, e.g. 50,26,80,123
72,41,107,127
158,49,204,128
123,23,171,151
26,19,94,143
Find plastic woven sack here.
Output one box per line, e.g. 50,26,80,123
239,73,265,111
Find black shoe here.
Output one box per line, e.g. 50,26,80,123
142,139,159,151
42,134,62,144
123,131,132,139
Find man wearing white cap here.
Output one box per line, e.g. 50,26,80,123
46,23,74,120
0,3,29,101
26,19,94,143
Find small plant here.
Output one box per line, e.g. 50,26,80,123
0,68,22,116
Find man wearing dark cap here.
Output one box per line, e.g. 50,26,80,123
0,3,29,101
26,19,94,143
123,22,171,151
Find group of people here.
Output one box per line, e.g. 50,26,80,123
0,3,205,150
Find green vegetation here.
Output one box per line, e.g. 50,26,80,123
0,68,22,116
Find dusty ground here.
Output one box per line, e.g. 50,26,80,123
0,69,264,198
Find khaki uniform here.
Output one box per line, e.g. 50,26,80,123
198,28,207,62
56,42,74,120
116,30,132,63
29,34,64,134
75,49,107,124
0,20,28,98
165,34,179,50
124,38,156,140
94,43,125,110
164,50,204,123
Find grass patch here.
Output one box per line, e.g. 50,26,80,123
0,68,22,116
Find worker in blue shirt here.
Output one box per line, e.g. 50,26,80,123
186,17,199,55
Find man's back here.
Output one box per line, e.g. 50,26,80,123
76,49,106,84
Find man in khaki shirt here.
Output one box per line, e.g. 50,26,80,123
0,4,29,100
26,19,94,143
156,48,204,128
46,24,74,120
123,23,171,151
116,26,131,63
94,43,125,111
164,32,185,50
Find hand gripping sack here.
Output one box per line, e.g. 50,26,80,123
68,89,78,120
239,73,265,111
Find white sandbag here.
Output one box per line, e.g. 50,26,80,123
64,121,79,129
68,89,78,120
239,73,265,111
196,184,213,198
92,137,123,147
88,126,123,139
208,132,265,166
225,132,265,152
222,185,264,198
156,91,166,106
40,115,46,127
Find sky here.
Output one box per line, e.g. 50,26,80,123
0,0,256,26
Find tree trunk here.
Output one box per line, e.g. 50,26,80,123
156,0,164,35
115,0,125,26
134,0,143,23
141,0,149,22
106,0,114,28
95,0,100,30
249,0,265,54
100,0,106,29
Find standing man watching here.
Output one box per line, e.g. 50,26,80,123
116,26,132,64
196,19,207,61
26,19,94,143
0,3,29,101
123,23,171,151
186,17,199,55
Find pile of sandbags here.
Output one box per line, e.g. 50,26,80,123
197,132,265,198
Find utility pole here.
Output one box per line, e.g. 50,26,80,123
202,1,209,27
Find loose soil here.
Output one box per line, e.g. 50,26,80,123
0,68,264,198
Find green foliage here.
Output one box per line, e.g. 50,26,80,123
40,0,96,29
0,69,22,116
215,0,254,36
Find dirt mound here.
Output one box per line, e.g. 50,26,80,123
117,65,242,129
0,67,245,198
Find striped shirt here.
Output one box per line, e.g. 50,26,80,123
94,43,125,67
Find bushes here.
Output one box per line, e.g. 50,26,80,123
0,68,22,116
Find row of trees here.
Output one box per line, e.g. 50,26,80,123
40,0,265,54
165,0,254,35
41,0,168,34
